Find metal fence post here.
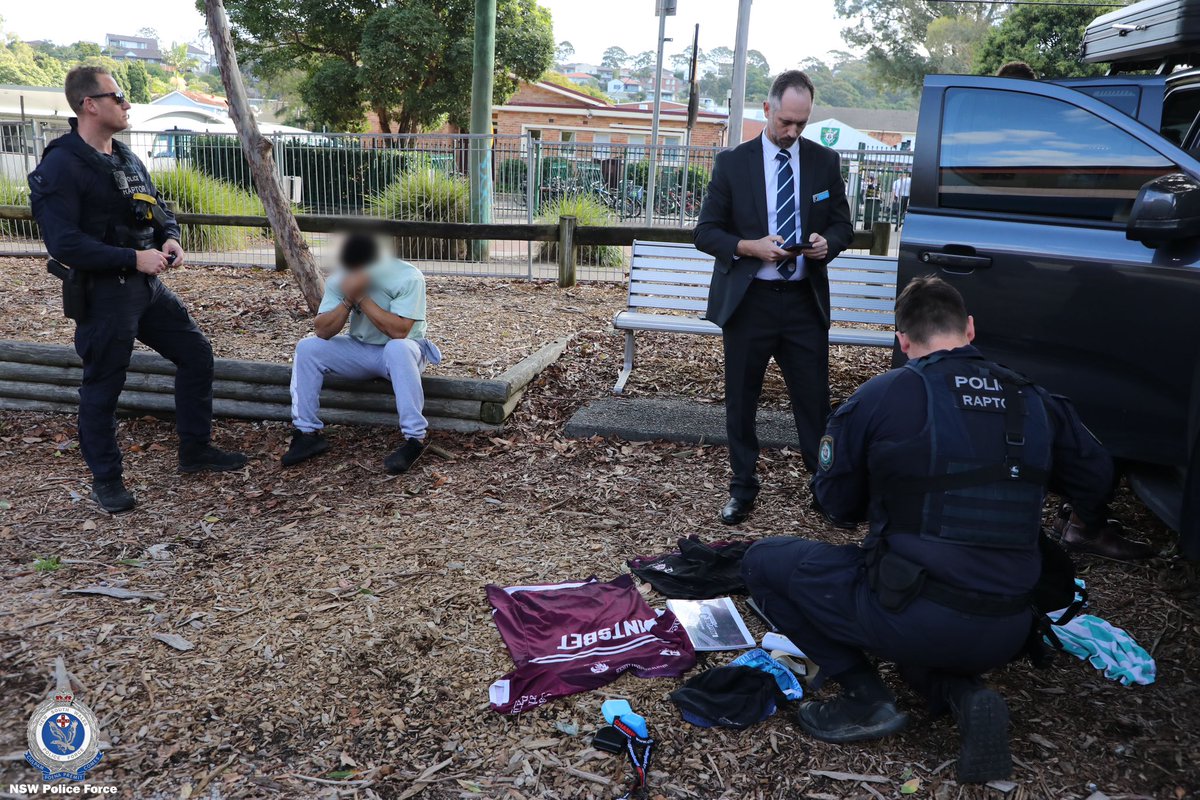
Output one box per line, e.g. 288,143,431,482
526,132,536,280
557,215,577,288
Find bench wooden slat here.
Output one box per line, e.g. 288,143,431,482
830,284,895,299
831,310,894,324
830,254,900,271
614,310,716,334
828,270,901,284
631,282,711,299
629,269,714,286
632,243,708,259
830,328,896,347
629,296,710,312
629,257,716,274
829,297,895,312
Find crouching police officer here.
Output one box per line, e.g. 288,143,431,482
29,66,246,513
742,276,1115,783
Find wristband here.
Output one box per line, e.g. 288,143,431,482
342,298,356,312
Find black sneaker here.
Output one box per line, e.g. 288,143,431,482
384,438,426,474
796,695,909,743
952,687,1012,783
91,478,136,513
281,430,330,467
178,443,248,474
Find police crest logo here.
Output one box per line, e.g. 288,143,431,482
820,127,840,147
818,435,835,471
24,691,102,782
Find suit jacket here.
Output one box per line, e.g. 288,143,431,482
694,135,853,328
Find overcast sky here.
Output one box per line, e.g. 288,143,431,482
3,0,854,70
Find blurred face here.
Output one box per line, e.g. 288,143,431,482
82,74,131,133
762,86,812,150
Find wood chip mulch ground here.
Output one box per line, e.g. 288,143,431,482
0,259,1197,800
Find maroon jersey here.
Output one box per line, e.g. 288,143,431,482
487,575,696,714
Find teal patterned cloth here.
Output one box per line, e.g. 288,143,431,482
1048,613,1156,686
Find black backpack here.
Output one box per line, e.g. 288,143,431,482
1024,530,1088,668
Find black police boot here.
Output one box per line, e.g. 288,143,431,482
90,478,136,514
178,442,248,474
940,676,1012,784
384,438,426,474
796,664,909,743
281,429,330,467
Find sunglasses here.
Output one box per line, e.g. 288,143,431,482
88,91,127,104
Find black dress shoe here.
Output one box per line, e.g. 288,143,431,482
950,685,1012,783
796,695,909,743
90,478,136,514
720,497,753,525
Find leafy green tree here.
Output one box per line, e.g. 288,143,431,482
974,1,1114,78
630,50,656,80
300,59,367,131
833,0,997,92
126,60,152,103
217,0,553,133
555,40,574,65
601,46,628,69
164,42,199,76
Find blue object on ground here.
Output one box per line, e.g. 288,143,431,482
601,699,649,738
729,648,804,700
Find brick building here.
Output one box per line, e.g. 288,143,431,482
491,81,728,149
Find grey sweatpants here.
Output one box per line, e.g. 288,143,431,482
290,335,434,440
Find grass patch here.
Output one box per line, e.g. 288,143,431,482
150,166,268,253
368,168,471,260
537,194,624,269
0,175,36,239
33,555,61,572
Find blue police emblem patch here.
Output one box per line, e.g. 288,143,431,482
818,435,834,471
25,691,102,782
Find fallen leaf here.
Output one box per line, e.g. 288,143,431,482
810,770,889,784
64,586,165,601
901,777,920,794
152,633,195,651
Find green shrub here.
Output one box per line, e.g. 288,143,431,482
497,158,526,193
0,176,35,238
368,168,471,260
536,194,624,269
150,166,268,252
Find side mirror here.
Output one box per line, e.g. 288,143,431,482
1127,172,1200,246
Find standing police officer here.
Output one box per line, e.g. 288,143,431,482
29,67,246,513
741,277,1115,784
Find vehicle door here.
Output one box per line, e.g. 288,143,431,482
900,76,1200,469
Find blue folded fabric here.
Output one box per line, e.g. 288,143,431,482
728,648,804,700
1049,614,1156,686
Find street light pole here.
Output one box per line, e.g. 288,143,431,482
727,0,752,148
469,0,497,261
646,0,675,225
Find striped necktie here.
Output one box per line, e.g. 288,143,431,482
775,149,797,279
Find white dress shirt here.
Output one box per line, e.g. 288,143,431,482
755,131,806,281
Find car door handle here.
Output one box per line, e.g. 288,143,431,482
920,251,993,273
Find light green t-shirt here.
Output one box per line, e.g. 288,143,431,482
319,258,427,345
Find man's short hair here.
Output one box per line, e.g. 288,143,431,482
895,276,969,344
65,66,111,114
340,233,380,269
996,61,1037,80
768,70,815,108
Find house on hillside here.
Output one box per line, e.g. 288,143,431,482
187,44,216,73
104,33,164,64
151,90,228,118
645,75,683,103
563,72,598,87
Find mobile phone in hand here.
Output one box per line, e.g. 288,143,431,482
783,241,816,255
166,253,177,265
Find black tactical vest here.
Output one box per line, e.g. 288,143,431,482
73,137,163,250
871,354,1053,551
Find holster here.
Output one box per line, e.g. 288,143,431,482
47,259,88,322
865,546,927,613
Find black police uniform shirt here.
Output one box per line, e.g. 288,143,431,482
811,345,1113,597
28,121,180,271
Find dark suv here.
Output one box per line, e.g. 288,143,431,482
897,2,1200,555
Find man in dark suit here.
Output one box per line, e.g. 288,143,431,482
694,70,853,525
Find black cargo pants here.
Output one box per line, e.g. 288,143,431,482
74,272,214,481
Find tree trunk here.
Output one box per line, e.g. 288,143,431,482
204,0,324,312
373,104,393,134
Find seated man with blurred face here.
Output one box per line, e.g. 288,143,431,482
283,234,441,472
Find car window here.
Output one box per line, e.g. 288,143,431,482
1162,87,1200,148
939,88,1177,222
1073,85,1142,118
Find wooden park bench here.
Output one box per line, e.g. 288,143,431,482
612,240,899,393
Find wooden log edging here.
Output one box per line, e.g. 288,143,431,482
0,337,571,432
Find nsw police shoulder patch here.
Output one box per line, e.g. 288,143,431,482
818,435,834,471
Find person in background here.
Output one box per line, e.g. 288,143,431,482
283,234,441,473
28,66,246,514
996,61,1037,79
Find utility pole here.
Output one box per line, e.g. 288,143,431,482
728,0,752,148
646,0,676,225
469,0,497,261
